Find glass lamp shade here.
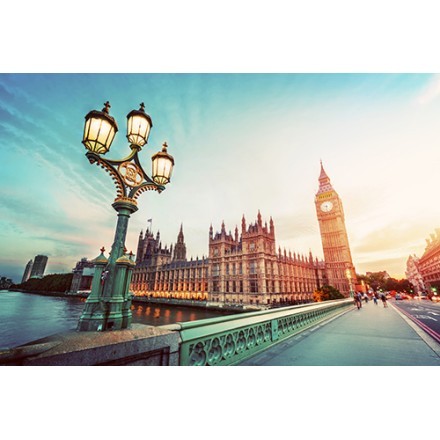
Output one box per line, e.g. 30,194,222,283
82,102,118,154
126,103,153,148
152,142,174,185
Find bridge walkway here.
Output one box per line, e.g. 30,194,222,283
238,299,440,366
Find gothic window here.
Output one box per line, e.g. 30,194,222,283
250,261,257,274
212,264,220,277
249,242,256,252
250,279,258,292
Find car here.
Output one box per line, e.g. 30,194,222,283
395,293,402,300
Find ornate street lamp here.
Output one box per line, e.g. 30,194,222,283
78,102,174,332
345,268,354,298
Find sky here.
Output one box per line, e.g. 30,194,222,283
1,73,440,282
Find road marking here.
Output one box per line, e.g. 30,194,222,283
414,315,438,321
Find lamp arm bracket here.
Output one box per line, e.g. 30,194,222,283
129,181,165,200
86,152,126,199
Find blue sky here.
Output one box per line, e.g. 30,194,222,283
1,73,440,282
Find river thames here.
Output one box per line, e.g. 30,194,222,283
0,290,228,349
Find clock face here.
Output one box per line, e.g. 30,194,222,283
320,201,333,212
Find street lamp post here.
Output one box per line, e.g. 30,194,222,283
345,268,354,298
77,102,174,332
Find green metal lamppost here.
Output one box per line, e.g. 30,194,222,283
77,102,174,331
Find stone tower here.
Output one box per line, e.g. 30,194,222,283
173,224,187,261
315,162,357,296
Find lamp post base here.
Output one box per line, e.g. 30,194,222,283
78,299,126,331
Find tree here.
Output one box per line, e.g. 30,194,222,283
313,284,345,302
15,273,73,293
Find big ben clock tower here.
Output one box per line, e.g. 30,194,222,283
315,161,357,297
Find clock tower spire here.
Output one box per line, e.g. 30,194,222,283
315,162,357,297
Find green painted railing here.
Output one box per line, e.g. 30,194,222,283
162,299,353,366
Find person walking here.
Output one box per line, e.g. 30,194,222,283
354,292,362,309
363,293,369,304
373,292,378,305
380,292,388,308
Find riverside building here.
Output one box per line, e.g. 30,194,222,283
130,212,327,307
315,162,357,296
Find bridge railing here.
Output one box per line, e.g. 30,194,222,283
162,299,353,366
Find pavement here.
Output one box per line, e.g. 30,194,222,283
238,299,440,366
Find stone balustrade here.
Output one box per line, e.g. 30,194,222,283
0,299,352,366
162,298,353,366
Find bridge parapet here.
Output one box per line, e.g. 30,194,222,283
162,299,353,366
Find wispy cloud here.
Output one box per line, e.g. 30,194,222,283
417,74,440,104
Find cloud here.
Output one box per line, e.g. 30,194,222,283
417,74,440,104
353,221,432,255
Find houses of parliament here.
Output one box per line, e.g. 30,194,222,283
129,163,358,306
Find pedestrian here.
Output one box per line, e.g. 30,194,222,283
380,292,388,308
373,293,378,305
363,293,369,304
354,292,362,309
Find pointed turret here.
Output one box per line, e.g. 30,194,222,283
242,214,246,233
257,210,262,227
209,224,213,239
173,224,187,261
317,160,334,195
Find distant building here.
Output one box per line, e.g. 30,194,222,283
405,254,425,294
69,258,95,293
22,259,33,283
418,229,440,294
30,255,48,279
0,277,13,289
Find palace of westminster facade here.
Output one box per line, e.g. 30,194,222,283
129,163,358,306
